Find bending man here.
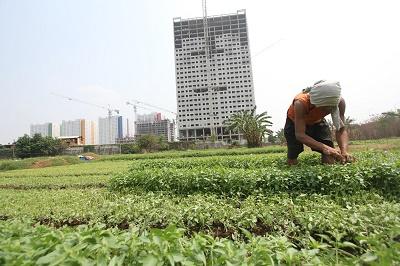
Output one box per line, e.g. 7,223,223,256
284,80,353,165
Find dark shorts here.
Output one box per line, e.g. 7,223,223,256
284,117,334,159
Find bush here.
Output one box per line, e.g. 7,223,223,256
120,144,140,154
0,146,13,160
136,135,168,153
15,134,66,159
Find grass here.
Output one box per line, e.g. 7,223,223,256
0,156,81,172
0,160,130,178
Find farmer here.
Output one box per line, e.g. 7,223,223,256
284,80,354,165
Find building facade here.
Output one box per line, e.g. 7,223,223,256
60,119,96,145
98,116,123,145
173,10,255,141
84,121,97,145
60,119,84,138
30,123,53,137
135,116,175,142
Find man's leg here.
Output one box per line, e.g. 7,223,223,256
284,118,303,165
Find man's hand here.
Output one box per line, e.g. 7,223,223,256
322,146,344,161
341,152,355,163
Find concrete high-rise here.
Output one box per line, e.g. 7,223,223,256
60,119,84,138
135,112,175,142
60,119,96,145
85,121,97,145
173,10,255,141
30,123,53,137
98,116,123,145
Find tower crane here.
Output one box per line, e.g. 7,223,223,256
126,100,177,139
51,92,121,144
50,92,120,118
126,101,156,124
127,100,176,116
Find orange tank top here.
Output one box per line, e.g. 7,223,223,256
287,93,329,125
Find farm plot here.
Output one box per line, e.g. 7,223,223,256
0,149,399,265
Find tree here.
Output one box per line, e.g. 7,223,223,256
15,135,32,159
267,133,277,144
225,108,273,148
136,135,167,152
15,134,66,159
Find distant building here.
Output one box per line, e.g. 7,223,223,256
136,112,162,123
30,123,53,137
135,112,175,142
60,119,84,138
60,119,96,145
52,123,60,138
98,116,123,145
173,10,255,141
84,121,97,145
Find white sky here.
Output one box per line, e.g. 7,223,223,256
0,0,399,143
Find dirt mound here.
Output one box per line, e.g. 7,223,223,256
32,159,53,168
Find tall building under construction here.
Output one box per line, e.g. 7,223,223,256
173,10,255,141
135,112,175,142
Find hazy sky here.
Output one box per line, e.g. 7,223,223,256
0,0,399,144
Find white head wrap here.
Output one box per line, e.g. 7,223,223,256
303,80,344,131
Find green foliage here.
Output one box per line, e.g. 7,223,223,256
100,145,286,161
110,151,400,199
0,160,129,178
15,134,66,159
0,219,399,265
1,143,400,264
120,143,140,154
0,145,13,160
0,156,81,172
267,133,277,144
136,134,168,153
225,107,273,148
1,189,399,240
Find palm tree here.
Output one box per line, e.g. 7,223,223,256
225,108,273,148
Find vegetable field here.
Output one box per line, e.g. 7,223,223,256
1,143,400,265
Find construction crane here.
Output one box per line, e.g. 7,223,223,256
50,92,120,118
51,92,121,144
126,100,177,138
127,100,176,116
126,101,155,124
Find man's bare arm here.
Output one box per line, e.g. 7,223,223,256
335,98,354,162
294,101,342,159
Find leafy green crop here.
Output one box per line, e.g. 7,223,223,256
99,145,286,161
1,149,400,265
0,220,399,265
1,189,399,244
0,161,130,178
110,162,400,198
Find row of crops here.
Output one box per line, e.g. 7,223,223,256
0,148,399,264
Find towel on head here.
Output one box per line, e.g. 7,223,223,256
303,80,344,131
